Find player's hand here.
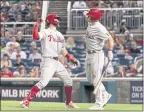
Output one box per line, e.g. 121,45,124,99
36,18,43,25
108,51,113,61
71,59,78,66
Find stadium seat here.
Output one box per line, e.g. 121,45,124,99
75,54,86,59
21,47,28,51
117,54,125,58
119,58,130,66
10,67,18,72
33,59,41,64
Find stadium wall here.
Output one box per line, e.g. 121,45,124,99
1,78,143,104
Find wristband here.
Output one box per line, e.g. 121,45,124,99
65,53,74,61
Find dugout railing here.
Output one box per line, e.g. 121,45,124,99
67,3,143,30
1,22,142,39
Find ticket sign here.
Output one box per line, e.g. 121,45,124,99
130,81,143,104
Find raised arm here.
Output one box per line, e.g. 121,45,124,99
32,19,43,40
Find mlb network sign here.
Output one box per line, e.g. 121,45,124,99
1,87,63,102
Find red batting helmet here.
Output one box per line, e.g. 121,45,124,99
46,14,60,25
86,8,102,20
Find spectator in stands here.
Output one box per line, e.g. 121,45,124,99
6,43,15,58
1,12,8,22
13,54,25,67
28,48,41,60
1,41,8,57
11,47,27,59
1,54,12,68
29,66,40,77
65,37,76,50
137,0,143,7
126,63,137,77
72,1,87,9
30,41,40,52
86,0,99,8
97,0,106,8
16,31,25,43
35,2,41,14
0,66,13,78
13,71,20,77
31,41,37,48
102,0,112,8
119,19,129,34
18,66,27,77
116,65,126,77
16,14,23,22
116,44,125,55
27,3,32,10
1,1,10,12
1,1,42,22
1,31,11,43
111,23,119,33
8,4,18,14
124,50,133,60
123,1,130,8
130,41,140,54
6,36,20,48
115,1,124,8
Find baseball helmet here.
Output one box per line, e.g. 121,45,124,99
86,8,102,20
46,14,60,25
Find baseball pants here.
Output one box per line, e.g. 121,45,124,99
85,50,108,104
36,57,73,89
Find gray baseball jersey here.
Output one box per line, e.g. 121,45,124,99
84,21,111,104
85,22,110,52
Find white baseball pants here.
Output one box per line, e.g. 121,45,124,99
36,57,73,89
85,50,108,104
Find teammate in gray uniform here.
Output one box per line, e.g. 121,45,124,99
20,14,79,109
84,8,114,110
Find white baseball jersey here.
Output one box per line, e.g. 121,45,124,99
38,28,65,57
85,21,111,51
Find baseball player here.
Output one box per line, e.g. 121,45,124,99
20,14,79,109
84,8,114,110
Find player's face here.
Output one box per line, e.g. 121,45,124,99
87,17,92,22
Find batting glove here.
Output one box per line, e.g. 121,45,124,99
108,51,113,61
66,53,79,66
71,59,78,66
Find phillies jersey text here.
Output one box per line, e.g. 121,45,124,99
38,28,65,57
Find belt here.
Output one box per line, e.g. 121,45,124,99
87,50,102,54
43,57,58,60
50,57,58,60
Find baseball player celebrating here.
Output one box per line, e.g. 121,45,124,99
84,8,114,110
20,14,79,109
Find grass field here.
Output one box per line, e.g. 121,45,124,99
1,100,143,112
